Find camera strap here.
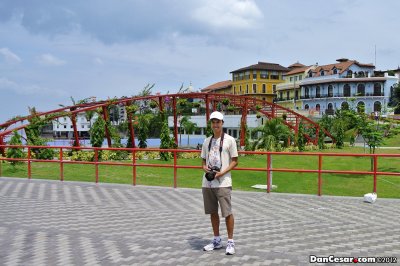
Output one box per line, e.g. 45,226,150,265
208,132,224,165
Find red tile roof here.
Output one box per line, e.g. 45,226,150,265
201,80,232,92
286,65,313,75
309,59,374,77
288,62,306,69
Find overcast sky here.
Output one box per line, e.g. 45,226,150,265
1,0,400,122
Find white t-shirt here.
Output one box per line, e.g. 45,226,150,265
201,133,238,188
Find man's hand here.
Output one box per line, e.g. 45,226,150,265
203,165,210,173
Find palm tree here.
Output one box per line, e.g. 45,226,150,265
252,118,292,151
181,117,198,146
179,116,189,146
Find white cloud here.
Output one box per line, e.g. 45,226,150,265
0,47,22,63
0,77,67,97
93,57,104,65
192,0,263,30
37,53,66,66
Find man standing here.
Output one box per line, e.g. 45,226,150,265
201,111,238,255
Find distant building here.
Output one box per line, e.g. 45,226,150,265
201,80,232,94
52,113,97,139
276,63,316,110
299,58,399,115
230,61,290,102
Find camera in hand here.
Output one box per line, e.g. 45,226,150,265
205,166,221,181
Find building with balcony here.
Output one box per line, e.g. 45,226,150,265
299,58,399,115
276,63,316,110
230,61,289,102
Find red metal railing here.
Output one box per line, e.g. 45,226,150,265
0,144,399,196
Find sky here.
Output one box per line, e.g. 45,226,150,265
1,0,400,122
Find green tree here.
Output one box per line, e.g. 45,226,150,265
205,120,213,137
360,121,385,170
181,117,198,146
317,127,326,150
137,114,152,148
252,118,292,151
25,107,55,160
296,122,306,151
90,116,106,148
159,120,176,161
6,132,24,166
85,110,96,128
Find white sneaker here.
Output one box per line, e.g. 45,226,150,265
203,238,222,251
225,240,235,255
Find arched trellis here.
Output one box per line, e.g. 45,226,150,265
0,93,334,155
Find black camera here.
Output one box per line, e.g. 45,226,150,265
205,166,221,181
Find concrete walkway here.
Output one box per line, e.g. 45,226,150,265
0,177,399,265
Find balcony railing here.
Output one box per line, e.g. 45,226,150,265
301,92,385,100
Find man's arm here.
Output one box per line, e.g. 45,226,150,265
202,159,210,172
215,157,238,178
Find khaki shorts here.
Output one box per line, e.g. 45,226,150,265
202,187,232,218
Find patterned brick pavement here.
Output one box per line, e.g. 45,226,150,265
0,176,399,265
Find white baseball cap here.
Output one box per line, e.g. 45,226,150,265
209,111,224,121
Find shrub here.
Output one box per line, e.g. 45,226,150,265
6,132,24,165
70,151,95,161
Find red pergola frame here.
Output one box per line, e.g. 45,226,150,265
0,93,334,155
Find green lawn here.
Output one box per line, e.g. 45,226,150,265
381,132,400,147
1,147,399,199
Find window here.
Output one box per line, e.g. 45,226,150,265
374,83,382,96
252,84,257,93
272,85,276,93
239,85,242,94
290,77,293,82
64,125,66,129
328,85,333,97
343,84,351,97
305,87,310,98
316,86,321,98
341,102,349,110
262,84,266,93
327,103,333,110
279,92,283,99
253,70,257,80
304,104,309,110
246,85,249,94
316,104,320,111
357,84,365,96
286,91,290,100
233,86,236,94
260,70,268,79
244,71,250,80
374,101,382,112
299,75,302,80
308,71,313,78
64,117,67,122
357,101,365,113
347,70,353,77
320,70,325,76
270,71,279,79
333,68,338,74
81,125,85,129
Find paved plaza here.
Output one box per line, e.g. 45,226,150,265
0,176,399,265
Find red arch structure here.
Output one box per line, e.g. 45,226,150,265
0,93,334,155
